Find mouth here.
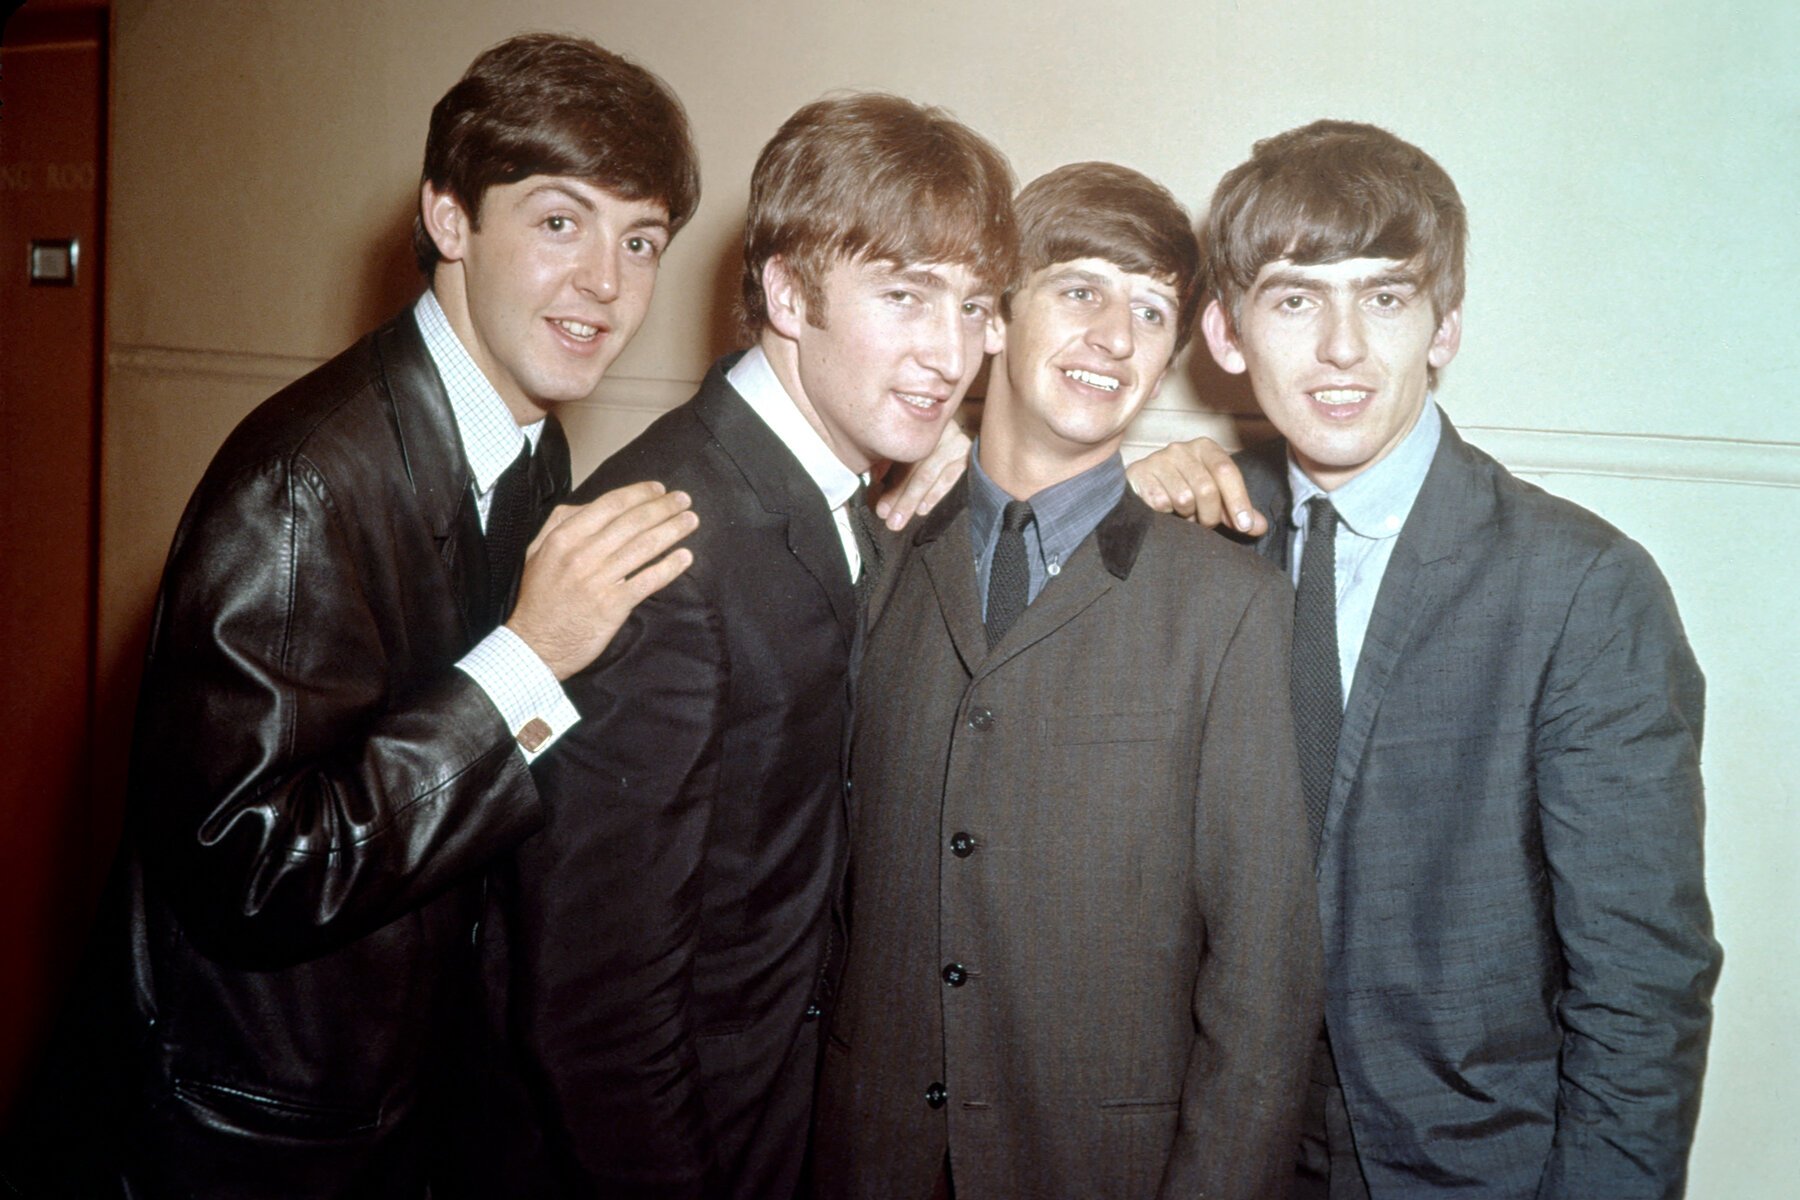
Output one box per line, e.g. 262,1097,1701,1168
549,317,607,343
894,390,949,413
1064,367,1122,393
1309,386,1373,416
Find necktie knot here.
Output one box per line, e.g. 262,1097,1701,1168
1001,499,1035,533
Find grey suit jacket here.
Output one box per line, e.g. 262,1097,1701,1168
815,484,1323,1200
1238,412,1720,1198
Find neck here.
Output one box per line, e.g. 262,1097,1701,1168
976,381,1122,501
430,272,545,426
756,328,870,473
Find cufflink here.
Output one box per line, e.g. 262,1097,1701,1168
516,717,552,752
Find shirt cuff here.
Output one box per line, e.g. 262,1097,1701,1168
456,624,580,764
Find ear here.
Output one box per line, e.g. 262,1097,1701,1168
984,311,1007,358
420,182,472,264
1200,299,1247,375
1428,306,1463,370
762,256,808,341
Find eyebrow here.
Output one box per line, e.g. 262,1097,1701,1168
521,182,597,213
876,266,954,295
1044,266,1176,309
1253,267,1421,297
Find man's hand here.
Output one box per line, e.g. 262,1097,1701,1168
875,420,972,530
1127,437,1269,535
507,481,697,680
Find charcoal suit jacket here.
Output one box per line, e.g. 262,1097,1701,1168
1238,412,1720,1198
814,484,1323,1200
490,355,851,1198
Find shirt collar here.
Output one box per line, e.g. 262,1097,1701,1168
1288,398,1441,540
969,440,1127,567
414,290,542,496
728,345,863,509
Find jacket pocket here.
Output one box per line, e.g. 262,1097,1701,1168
172,1075,381,1140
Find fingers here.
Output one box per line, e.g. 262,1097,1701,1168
877,422,972,528
619,545,694,604
1126,438,1271,535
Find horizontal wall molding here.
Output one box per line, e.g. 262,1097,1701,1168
109,346,1800,491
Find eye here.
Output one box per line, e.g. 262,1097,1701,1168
885,289,919,306
624,234,662,259
1065,286,1096,303
1278,294,1310,311
1370,292,1403,309
962,299,993,319
543,215,574,234
1134,305,1165,326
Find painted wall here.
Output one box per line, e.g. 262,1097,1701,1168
100,1,1797,1192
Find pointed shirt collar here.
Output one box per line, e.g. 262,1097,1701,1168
1287,398,1442,540
414,290,543,495
727,345,863,511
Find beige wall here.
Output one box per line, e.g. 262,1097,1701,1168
104,1,1798,1191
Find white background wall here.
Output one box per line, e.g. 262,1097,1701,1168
104,2,1798,1192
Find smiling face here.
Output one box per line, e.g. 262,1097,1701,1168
983,256,1178,489
763,254,1003,472
1203,256,1461,490
423,175,671,424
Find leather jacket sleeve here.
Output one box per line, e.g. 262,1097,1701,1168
130,448,544,967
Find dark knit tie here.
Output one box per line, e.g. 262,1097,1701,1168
1292,497,1343,845
485,440,535,623
848,483,882,605
985,500,1035,649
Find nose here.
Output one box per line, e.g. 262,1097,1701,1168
573,237,621,303
1318,304,1366,368
916,301,968,383
1087,297,1134,360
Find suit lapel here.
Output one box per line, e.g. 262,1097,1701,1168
1318,416,1489,853
691,365,860,647
375,310,491,642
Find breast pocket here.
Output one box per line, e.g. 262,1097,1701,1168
1040,707,1177,746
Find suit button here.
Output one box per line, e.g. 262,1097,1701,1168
966,706,994,731
925,1081,947,1109
803,1002,823,1022
950,831,976,858
942,962,967,987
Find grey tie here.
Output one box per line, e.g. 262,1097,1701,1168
985,500,1034,649
848,483,881,605
1292,497,1343,846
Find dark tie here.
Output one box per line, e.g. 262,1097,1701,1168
1292,497,1343,846
847,483,882,605
485,440,535,623
985,500,1034,649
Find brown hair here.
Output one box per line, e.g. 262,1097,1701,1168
1011,162,1201,353
1205,120,1466,329
740,92,1018,335
413,33,700,274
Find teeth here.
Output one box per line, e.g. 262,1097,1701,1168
554,319,599,339
1313,388,1368,404
896,393,938,410
1065,369,1120,392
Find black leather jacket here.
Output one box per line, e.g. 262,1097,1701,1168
16,309,567,1197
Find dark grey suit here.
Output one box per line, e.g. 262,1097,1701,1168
816,485,1322,1200
1239,412,1720,1198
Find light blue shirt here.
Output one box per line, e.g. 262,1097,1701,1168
1286,400,1442,707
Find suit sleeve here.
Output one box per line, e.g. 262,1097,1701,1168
506,568,727,1198
1161,569,1324,1200
134,453,542,965
1534,539,1719,1200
